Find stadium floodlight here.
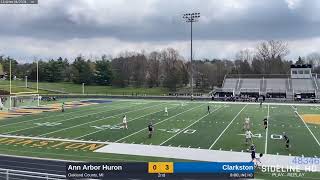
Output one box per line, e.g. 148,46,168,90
183,12,200,97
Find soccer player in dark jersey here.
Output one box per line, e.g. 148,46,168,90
207,105,210,114
263,117,268,129
250,144,256,162
283,132,290,149
148,122,154,138
61,102,65,112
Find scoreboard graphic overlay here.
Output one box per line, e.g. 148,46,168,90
66,162,254,179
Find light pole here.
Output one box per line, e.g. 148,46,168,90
82,83,85,95
183,12,200,97
25,76,28,88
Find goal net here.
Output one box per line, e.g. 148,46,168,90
8,94,40,110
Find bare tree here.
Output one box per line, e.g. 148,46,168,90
306,52,320,67
235,48,254,64
147,51,161,87
255,40,289,74
256,40,289,60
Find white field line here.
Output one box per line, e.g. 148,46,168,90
91,98,320,107
0,153,77,163
159,106,223,146
1,134,320,166
291,105,320,147
0,101,126,128
114,104,204,143
265,104,270,154
207,101,320,107
74,103,177,139
209,104,248,150
0,134,109,144
38,102,166,137
0,137,138,162
2,102,144,135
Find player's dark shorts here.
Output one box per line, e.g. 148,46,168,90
264,122,267,126
286,140,289,148
251,152,256,159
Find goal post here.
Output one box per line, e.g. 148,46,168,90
9,59,39,95
5,59,40,110
9,94,40,110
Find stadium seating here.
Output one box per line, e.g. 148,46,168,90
292,79,315,92
222,78,238,89
265,79,287,92
240,78,260,89
217,76,318,99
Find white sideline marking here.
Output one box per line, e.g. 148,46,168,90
291,106,320,148
265,104,269,154
38,103,164,137
209,104,248,149
0,134,109,144
113,104,203,143
159,106,222,146
3,102,141,134
94,143,320,172
0,153,77,163
74,103,175,140
207,101,320,107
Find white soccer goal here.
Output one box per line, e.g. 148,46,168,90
9,94,40,110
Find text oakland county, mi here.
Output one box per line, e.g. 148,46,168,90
68,164,123,171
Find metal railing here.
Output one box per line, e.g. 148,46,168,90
225,74,290,79
0,168,65,180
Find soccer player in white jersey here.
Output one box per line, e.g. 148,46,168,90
122,115,128,129
244,117,250,131
164,107,168,116
0,100,3,111
245,130,253,145
254,153,263,168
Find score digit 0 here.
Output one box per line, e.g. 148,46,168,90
148,162,161,173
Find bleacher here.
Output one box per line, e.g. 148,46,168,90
222,78,238,89
214,64,320,100
292,79,315,93
240,78,260,89
265,79,287,93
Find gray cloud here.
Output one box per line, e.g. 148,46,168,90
0,0,320,60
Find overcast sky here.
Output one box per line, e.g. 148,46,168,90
0,0,320,62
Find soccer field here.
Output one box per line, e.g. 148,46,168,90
0,99,319,157
0,98,320,179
